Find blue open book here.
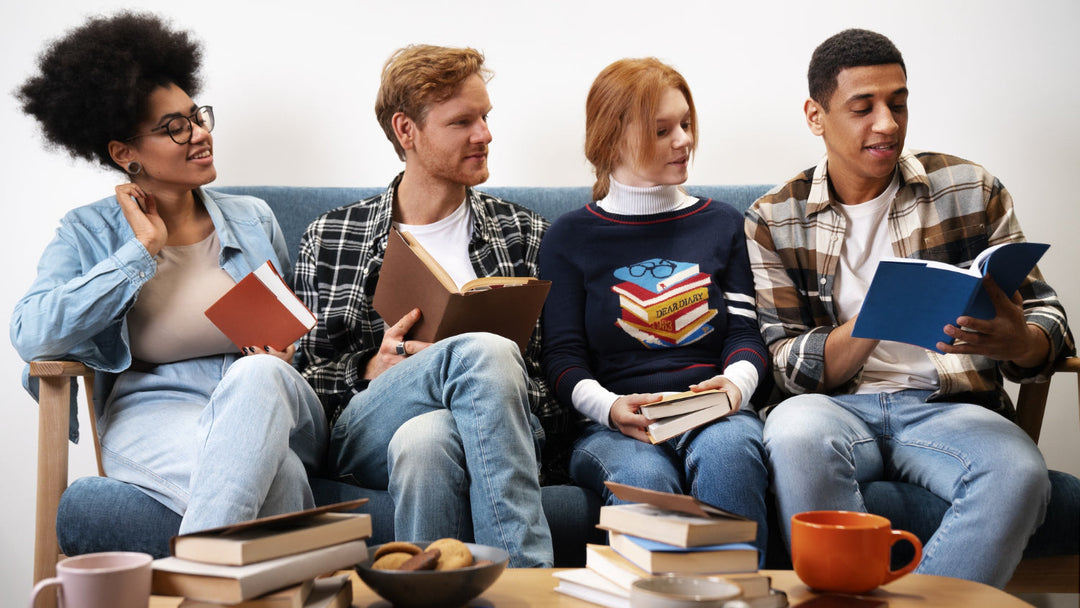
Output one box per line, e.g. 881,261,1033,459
851,242,1049,352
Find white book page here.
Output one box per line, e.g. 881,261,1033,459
254,263,315,326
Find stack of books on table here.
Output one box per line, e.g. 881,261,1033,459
554,482,770,608
152,500,370,607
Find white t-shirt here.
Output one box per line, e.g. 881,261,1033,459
834,172,938,393
394,200,477,291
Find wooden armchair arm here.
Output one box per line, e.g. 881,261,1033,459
1015,357,1080,444
29,361,95,608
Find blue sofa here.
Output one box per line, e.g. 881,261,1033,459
51,184,1079,574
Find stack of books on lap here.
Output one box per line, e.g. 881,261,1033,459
153,500,370,606
639,389,734,444
554,482,769,607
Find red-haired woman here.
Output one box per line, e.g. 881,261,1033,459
540,58,770,557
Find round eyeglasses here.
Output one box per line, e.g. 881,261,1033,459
126,106,214,145
628,259,677,278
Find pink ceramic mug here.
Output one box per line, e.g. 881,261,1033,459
29,552,152,608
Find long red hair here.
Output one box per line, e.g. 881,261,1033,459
585,58,697,200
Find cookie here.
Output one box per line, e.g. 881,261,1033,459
371,551,414,570
373,541,422,560
426,538,473,570
398,548,441,571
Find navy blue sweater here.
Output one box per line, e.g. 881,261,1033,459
539,197,768,411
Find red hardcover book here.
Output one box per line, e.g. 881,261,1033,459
620,299,710,331
204,261,317,351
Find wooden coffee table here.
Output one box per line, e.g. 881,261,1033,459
150,568,1031,607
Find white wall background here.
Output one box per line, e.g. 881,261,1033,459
2,0,1077,597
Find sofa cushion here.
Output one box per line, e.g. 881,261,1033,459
58,470,1078,567
214,185,775,267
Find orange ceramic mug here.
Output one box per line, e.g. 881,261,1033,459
791,511,922,594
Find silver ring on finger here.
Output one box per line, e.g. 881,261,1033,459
395,341,408,356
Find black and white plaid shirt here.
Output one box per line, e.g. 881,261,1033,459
294,174,566,432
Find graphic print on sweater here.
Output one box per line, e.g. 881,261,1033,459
611,258,717,349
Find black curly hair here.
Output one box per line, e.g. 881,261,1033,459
808,29,905,110
17,11,203,170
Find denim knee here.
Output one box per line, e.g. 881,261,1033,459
763,393,843,448
220,354,296,399
442,333,524,373
387,411,464,475
225,351,292,377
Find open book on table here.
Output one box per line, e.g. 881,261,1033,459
851,241,1049,352
372,227,551,352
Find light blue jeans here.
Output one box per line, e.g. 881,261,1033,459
328,333,554,568
570,410,770,559
763,389,1050,588
100,353,328,534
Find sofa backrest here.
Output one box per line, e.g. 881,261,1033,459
214,185,774,262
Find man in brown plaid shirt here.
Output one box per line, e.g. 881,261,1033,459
745,29,1074,587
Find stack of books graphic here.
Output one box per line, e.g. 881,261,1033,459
611,259,716,348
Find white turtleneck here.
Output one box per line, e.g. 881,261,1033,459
571,177,760,428
596,177,698,215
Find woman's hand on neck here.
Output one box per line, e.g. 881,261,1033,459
122,179,213,250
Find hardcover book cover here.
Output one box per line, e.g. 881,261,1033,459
598,482,756,547
204,260,316,351
171,502,371,566
608,532,758,574
851,242,1049,351
372,228,550,352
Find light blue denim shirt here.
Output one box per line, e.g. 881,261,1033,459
11,187,291,441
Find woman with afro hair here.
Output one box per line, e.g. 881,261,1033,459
12,12,328,536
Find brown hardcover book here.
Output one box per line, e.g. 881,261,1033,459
372,227,550,352
598,482,756,547
205,260,316,351
608,531,757,575
639,389,730,420
645,401,734,444
178,579,313,608
170,499,369,566
177,575,352,608
152,540,367,604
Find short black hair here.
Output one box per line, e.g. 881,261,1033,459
17,11,202,170
808,28,905,110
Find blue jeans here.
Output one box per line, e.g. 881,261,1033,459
570,410,770,559
763,390,1050,587
328,333,554,568
101,354,328,534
